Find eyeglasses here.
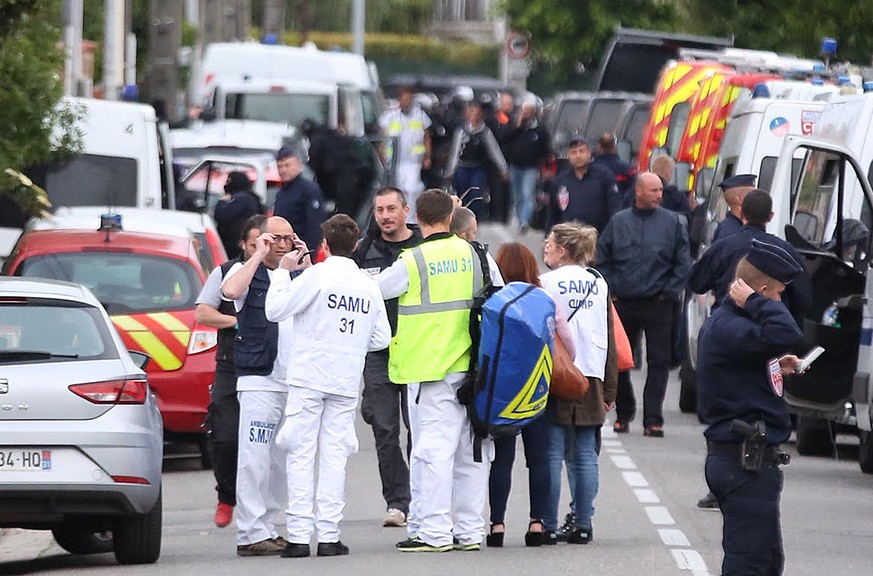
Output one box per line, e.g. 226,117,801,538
273,235,295,244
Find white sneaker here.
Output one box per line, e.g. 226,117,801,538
383,508,407,527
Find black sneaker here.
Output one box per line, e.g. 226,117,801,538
556,512,576,542
697,491,720,509
568,525,593,544
396,536,452,553
280,542,311,558
317,541,350,557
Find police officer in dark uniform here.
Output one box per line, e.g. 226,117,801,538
697,239,805,575
689,189,812,323
547,137,621,234
712,174,757,242
273,146,327,253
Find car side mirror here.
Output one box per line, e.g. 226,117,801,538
199,107,216,122
129,350,151,370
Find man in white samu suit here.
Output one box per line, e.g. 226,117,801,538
267,214,391,558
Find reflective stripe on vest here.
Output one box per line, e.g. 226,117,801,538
389,236,483,384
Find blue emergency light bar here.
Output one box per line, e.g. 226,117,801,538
821,38,837,58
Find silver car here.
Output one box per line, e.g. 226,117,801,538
0,277,163,565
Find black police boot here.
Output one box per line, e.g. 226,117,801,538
556,512,577,542
317,541,350,557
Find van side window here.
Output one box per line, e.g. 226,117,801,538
665,102,691,157
793,150,837,246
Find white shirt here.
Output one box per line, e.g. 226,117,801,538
541,265,609,380
265,256,391,398
379,105,431,166
223,262,293,392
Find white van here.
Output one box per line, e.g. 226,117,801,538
763,132,873,472
26,97,175,211
680,92,834,413
195,42,378,135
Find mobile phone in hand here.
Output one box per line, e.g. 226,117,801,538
797,346,825,373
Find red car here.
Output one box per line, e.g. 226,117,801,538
3,224,220,461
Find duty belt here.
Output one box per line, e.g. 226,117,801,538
707,441,791,467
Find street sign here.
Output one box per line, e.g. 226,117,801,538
506,31,531,60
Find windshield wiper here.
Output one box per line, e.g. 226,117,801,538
0,350,79,361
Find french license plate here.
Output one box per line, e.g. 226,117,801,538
0,449,52,471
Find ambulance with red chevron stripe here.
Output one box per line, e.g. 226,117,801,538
2,215,221,448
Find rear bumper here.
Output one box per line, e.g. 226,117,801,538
149,350,216,434
0,483,160,527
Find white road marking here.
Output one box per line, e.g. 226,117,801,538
601,439,623,447
606,447,627,454
610,455,637,469
659,528,690,546
671,549,708,571
645,506,676,525
634,488,660,504
622,471,649,487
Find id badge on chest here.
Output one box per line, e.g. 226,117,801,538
768,357,784,397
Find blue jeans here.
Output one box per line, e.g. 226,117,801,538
509,165,539,226
453,166,489,221
545,423,599,531
488,414,551,524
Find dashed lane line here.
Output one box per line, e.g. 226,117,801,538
604,426,712,575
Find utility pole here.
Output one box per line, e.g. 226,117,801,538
351,0,364,56
62,0,84,96
146,0,183,120
103,0,125,100
298,0,311,45
261,0,286,43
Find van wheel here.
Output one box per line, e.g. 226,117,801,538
795,416,836,457
859,430,873,474
52,523,113,555
678,355,697,414
114,489,162,565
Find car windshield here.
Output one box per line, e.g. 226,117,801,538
225,92,330,127
16,253,202,315
0,298,115,364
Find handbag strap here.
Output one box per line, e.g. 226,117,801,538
566,267,607,322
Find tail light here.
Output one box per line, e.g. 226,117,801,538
111,476,150,484
188,329,218,355
69,378,148,404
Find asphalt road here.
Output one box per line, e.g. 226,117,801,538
2,223,872,575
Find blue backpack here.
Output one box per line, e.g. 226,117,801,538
458,262,556,460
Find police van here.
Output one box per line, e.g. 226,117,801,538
759,92,873,471
680,87,837,414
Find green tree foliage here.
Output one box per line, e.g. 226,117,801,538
682,0,873,65
0,0,80,219
502,0,679,80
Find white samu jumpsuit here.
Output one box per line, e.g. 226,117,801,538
266,256,391,544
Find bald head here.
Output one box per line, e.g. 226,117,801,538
725,185,756,216
264,216,294,269
450,206,478,241
635,172,663,210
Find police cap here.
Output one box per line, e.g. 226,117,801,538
276,146,298,161
746,239,803,284
718,174,757,190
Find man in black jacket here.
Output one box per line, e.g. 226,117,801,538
352,187,422,528
273,146,327,253
214,172,264,258
597,172,692,437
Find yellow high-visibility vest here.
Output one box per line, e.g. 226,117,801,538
389,235,483,384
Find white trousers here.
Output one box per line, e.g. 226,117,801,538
412,373,492,547
236,389,288,545
406,382,421,537
396,161,425,223
275,385,359,544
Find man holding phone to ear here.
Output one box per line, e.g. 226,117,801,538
697,239,805,575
